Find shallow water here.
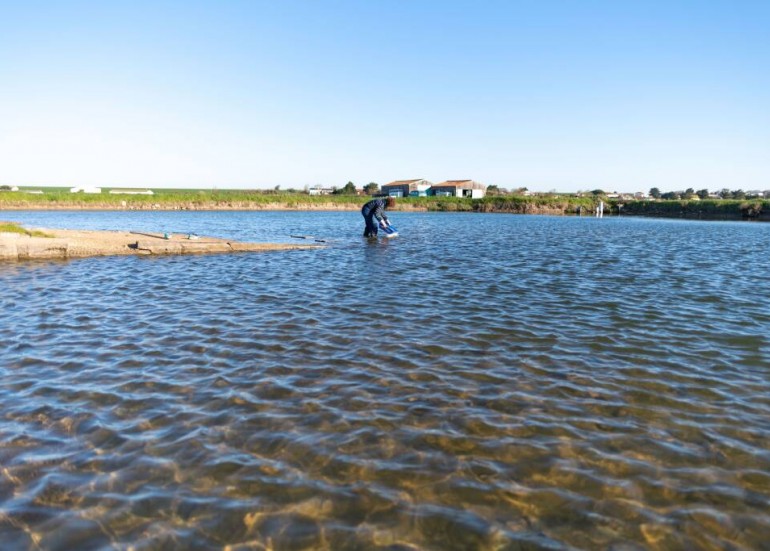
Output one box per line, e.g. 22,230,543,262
1,211,769,550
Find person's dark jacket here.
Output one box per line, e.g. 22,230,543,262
361,199,389,223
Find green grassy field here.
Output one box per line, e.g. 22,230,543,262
0,188,598,214
6,188,765,219
2,188,364,206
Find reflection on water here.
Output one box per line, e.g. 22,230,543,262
1,211,770,549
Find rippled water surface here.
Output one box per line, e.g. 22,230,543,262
2,211,770,550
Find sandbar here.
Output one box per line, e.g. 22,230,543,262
0,227,320,261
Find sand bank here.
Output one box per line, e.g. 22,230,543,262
0,227,319,261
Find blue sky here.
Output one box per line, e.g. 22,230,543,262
1,0,768,192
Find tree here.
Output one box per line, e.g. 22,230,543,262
334,181,357,195
719,188,731,199
486,185,509,196
649,187,661,199
696,189,709,200
682,188,695,200
363,182,379,195
591,189,605,196
661,191,679,200
732,189,746,199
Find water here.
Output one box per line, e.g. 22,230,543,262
2,211,770,550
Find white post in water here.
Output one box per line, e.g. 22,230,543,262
596,200,604,218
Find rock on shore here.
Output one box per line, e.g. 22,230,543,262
0,228,319,261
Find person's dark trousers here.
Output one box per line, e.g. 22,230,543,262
361,206,379,237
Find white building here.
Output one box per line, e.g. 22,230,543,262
70,186,102,194
430,180,487,199
381,179,433,198
108,189,154,195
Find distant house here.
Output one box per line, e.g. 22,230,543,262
308,186,334,196
381,179,433,198
70,186,102,194
430,180,487,198
108,189,154,195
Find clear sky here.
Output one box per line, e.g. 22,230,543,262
1,0,768,192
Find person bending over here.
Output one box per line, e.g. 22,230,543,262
361,196,395,238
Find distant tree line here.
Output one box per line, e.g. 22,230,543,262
330,181,379,195
483,185,529,196
209,182,382,196
7,181,764,201
648,187,769,200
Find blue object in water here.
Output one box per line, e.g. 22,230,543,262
381,225,398,237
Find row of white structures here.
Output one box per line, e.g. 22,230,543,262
70,187,154,195
308,179,488,198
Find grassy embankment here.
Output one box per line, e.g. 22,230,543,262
410,194,598,214
0,189,599,214
0,221,53,237
619,199,770,220
5,189,769,220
